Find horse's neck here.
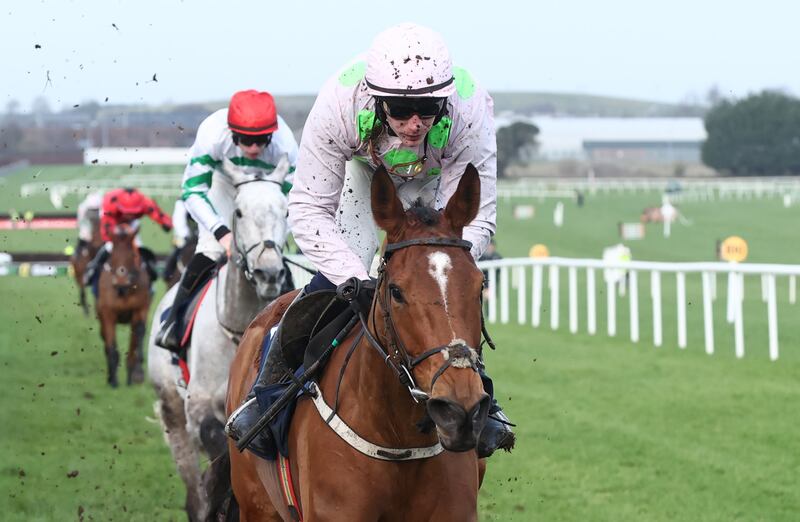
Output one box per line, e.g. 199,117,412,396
329,323,435,446
111,243,137,265
216,262,264,334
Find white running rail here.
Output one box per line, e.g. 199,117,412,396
477,257,800,361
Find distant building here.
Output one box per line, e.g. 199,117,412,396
496,115,706,164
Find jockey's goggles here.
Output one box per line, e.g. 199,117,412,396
232,132,273,148
380,97,446,120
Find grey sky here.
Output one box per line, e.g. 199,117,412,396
2,0,797,111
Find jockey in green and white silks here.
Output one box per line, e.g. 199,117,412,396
155,90,299,351
226,24,514,460
182,106,297,260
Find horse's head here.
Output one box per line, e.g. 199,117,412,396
108,222,142,294
371,163,490,452
224,156,290,301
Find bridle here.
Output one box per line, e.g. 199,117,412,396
354,236,483,403
231,176,286,286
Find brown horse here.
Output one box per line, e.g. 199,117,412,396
227,164,490,521
96,223,151,387
71,208,103,315
641,206,670,223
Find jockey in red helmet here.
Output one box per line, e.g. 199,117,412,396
154,90,298,351
83,188,173,285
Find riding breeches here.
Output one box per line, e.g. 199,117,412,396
336,160,442,274
196,170,236,261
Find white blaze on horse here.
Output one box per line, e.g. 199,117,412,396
147,157,291,520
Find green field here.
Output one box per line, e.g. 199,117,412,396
1,165,799,520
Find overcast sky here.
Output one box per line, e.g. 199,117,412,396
2,0,797,111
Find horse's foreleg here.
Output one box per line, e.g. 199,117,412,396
79,284,89,316
100,313,119,388
127,315,147,385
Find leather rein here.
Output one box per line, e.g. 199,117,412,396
349,236,490,403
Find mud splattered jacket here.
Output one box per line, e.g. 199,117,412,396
181,108,298,236
288,59,498,284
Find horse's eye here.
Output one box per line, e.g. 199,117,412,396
389,284,404,303
235,208,243,218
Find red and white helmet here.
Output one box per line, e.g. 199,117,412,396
227,90,278,135
365,23,456,98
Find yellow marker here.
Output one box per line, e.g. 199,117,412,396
529,244,550,258
720,236,748,263
64,245,75,256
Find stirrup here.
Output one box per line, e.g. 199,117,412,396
155,321,179,351
225,396,258,439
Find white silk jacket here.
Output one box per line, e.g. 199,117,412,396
288,59,498,284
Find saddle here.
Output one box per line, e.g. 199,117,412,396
252,280,375,460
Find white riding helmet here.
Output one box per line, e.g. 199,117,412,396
365,23,456,98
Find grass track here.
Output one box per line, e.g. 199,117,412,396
2,165,800,520
1,278,798,520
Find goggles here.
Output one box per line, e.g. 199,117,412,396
232,132,273,148
380,97,446,120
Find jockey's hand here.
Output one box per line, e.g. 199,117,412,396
218,232,233,258
162,223,172,233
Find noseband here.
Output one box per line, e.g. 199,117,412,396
230,176,286,286
356,237,482,403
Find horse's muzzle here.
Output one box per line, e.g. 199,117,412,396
426,394,490,452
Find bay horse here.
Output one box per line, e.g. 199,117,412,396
96,222,151,387
227,164,490,521
147,157,292,521
71,208,103,315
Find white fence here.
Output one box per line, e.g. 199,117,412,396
477,257,800,361
497,177,800,202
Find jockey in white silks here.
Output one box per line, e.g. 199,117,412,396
226,23,514,459
76,191,103,246
155,90,298,350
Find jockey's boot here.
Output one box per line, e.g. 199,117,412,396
76,238,89,256
82,245,110,285
225,287,307,456
155,253,216,352
476,366,516,458
138,247,158,283
162,245,182,283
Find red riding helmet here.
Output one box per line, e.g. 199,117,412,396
227,90,278,135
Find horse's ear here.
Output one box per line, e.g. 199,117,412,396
222,157,247,186
444,163,481,230
273,154,290,185
371,166,404,238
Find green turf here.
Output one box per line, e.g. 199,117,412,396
2,165,800,519
1,277,798,520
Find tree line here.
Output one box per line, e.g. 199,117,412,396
703,91,800,176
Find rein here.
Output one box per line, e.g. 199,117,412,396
353,237,482,403
230,191,285,286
